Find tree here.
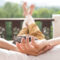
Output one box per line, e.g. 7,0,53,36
0,8,6,18
3,2,23,18
37,8,50,18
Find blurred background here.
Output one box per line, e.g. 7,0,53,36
0,0,60,40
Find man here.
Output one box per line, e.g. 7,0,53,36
16,2,60,55
0,2,60,56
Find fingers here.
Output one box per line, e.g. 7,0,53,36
38,45,53,55
25,37,35,52
21,38,28,50
19,38,31,54
31,37,38,48
31,45,53,56
17,36,50,56
26,37,32,49
31,37,40,51
16,42,25,53
16,41,30,54
47,45,53,49
16,37,33,54
16,37,39,55
42,45,50,52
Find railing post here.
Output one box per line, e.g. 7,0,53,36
53,14,60,38
0,21,6,38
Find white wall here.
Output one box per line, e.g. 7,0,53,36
52,14,60,38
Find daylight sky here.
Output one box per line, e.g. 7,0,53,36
0,0,60,7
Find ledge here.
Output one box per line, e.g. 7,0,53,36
0,18,54,21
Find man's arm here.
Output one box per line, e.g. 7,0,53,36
0,39,18,51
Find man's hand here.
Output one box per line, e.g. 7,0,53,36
16,37,53,56
38,44,53,55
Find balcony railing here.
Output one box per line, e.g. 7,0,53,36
0,18,54,40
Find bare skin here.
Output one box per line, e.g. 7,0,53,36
28,4,35,15
22,2,28,17
0,39,18,51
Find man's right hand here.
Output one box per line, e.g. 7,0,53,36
16,37,53,56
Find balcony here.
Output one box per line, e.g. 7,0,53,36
0,18,54,40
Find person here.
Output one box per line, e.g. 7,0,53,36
16,2,60,55
0,2,60,56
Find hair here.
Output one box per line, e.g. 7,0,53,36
13,35,38,44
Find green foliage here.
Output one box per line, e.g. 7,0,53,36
0,2,23,18
0,8,6,18
5,22,12,40
0,2,60,18
49,22,53,39
37,8,50,18
36,21,42,30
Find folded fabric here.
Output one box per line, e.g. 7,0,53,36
0,45,60,60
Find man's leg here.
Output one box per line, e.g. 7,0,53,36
17,3,45,39
17,19,28,36
27,5,45,40
17,2,28,36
